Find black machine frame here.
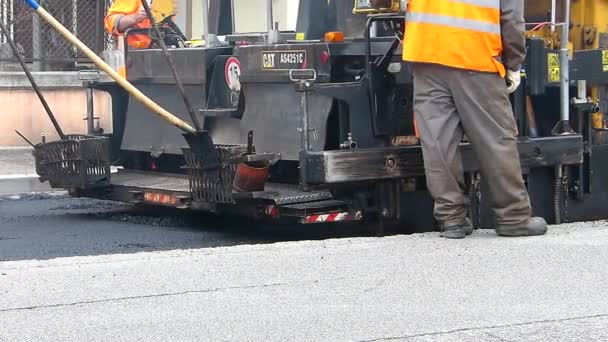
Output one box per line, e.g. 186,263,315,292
72,0,607,233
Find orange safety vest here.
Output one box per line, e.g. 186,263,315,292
104,0,152,49
402,0,506,77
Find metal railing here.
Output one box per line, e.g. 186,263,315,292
0,0,114,71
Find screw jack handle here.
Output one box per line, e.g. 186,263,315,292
289,69,317,82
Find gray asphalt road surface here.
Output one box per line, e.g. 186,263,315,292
0,194,607,341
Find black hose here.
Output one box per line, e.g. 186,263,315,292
468,180,476,226
467,173,479,229
554,167,562,224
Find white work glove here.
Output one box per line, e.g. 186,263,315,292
506,69,521,94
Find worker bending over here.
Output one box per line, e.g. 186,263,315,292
104,0,152,49
402,0,547,238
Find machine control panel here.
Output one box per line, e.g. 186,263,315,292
353,0,403,14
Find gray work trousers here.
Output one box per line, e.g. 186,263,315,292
412,63,531,226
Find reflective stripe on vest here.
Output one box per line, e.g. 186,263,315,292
403,0,505,77
406,12,500,35
447,0,499,8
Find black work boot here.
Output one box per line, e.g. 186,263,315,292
495,217,548,237
440,218,474,239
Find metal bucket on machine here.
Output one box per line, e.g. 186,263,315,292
233,131,270,192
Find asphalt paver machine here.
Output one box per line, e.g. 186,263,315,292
34,0,608,233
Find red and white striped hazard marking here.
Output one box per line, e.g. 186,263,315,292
303,211,363,224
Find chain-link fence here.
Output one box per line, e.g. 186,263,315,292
0,0,114,71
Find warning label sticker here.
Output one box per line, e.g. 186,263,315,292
548,53,560,83
602,50,608,72
224,57,241,91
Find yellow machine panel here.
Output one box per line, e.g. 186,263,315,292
570,0,608,50
524,0,608,51
523,0,608,112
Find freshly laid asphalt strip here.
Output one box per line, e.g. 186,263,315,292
0,194,607,341
0,193,376,261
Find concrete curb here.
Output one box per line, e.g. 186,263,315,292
0,174,53,195
0,166,121,195
0,71,112,89
0,146,34,151
0,146,51,195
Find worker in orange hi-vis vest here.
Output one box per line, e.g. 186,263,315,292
401,0,547,238
104,0,152,49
